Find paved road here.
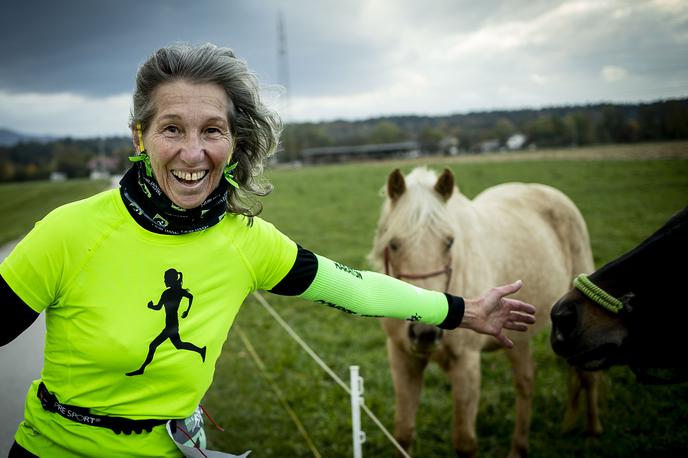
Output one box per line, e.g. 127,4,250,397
0,238,46,456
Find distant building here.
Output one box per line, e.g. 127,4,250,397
50,172,67,182
506,133,527,150
90,171,110,180
87,155,120,179
439,136,460,155
300,141,420,164
478,139,500,153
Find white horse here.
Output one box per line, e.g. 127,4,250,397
368,167,602,457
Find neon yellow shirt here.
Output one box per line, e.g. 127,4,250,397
0,188,296,457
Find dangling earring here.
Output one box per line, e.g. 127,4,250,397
128,122,153,177
129,154,152,177
223,162,239,189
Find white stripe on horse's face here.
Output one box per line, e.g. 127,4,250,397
377,167,458,293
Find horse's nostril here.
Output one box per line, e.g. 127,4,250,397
551,303,578,340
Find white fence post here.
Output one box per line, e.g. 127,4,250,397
350,365,366,458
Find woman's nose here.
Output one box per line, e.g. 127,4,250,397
179,134,205,163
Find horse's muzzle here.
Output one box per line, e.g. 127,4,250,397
408,323,443,352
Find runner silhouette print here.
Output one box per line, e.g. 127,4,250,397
126,268,206,376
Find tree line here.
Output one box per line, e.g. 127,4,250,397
1,98,686,182
282,98,688,160
0,137,132,182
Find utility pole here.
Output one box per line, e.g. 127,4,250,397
277,10,294,160
277,10,291,118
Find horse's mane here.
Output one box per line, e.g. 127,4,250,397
369,167,456,270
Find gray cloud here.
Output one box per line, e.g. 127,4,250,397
1,0,687,136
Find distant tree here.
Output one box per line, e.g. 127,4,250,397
638,104,663,140
494,118,517,145
418,126,444,153
0,160,16,181
571,112,596,145
369,121,405,144
527,115,557,147
281,124,334,161
53,142,91,178
598,105,635,143
660,100,688,139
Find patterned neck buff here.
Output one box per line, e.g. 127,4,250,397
119,161,229,235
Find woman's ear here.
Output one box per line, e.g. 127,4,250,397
131,127,141,153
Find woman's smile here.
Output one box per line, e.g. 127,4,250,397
171,169,209,185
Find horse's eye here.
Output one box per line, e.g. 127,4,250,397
445,237,454,250
389,240,400,251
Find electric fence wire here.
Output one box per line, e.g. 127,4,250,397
234,324,322,458
252,291,411,458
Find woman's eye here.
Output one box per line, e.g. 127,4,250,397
163,125,179,134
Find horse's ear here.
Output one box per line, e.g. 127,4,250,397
387,169,406,201
434,168,454,201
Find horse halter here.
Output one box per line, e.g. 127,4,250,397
573,274,626,314
384,247,453,292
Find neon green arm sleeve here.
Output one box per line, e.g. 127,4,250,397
298,254,463,329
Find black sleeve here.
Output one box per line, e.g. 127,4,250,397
269,245,318,296
1,274,39,346
439,294,465,329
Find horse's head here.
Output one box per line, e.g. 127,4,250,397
550,285,631,371
369,167,460,353
551,206,688,381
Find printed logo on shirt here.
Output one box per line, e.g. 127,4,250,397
125,268,206,376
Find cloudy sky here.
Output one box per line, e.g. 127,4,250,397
1,0,686,138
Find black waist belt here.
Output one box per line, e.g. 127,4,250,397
37,382,168,435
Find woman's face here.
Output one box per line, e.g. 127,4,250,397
139,80,233,209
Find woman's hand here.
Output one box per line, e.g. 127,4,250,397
460,280,537,348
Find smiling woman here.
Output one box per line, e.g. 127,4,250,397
138,81,233,210
1,43,537,458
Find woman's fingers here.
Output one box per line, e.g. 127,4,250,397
503,298,536,316
495,333,514,348
507,309,536,324
503,321,529,332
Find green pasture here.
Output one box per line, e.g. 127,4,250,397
0,179,108,246
1,144,686,457
208,151,688,457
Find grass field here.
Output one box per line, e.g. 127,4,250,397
1,142,687,457
0,179,109,246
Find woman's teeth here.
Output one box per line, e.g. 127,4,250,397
172,170,207,181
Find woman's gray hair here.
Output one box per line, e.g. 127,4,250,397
130,43,281,219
